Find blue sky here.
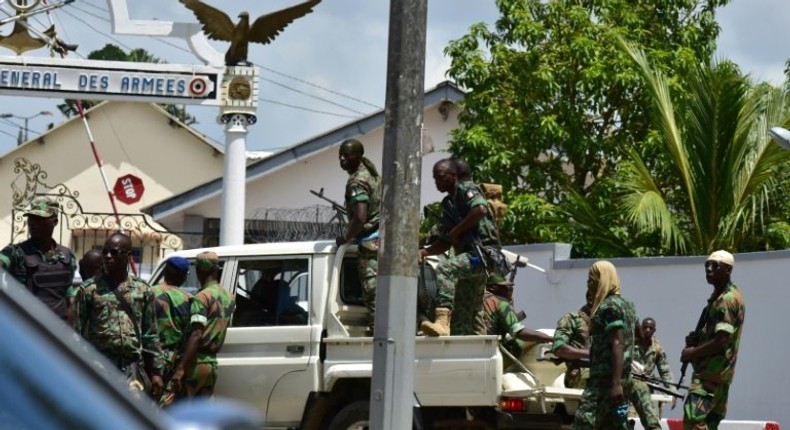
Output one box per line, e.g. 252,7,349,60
0,0,788,155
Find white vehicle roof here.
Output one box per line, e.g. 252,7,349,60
166,240,340,260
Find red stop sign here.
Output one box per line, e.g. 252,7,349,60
113,174,145,205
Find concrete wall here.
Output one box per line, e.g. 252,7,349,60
508,244,789,426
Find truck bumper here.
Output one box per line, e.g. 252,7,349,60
497,411,565,429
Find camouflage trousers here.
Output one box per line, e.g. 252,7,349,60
572,379,630,430
683,378,729,430
626,378,661,430
183,358,218,398
435,251,486,336
358,248,378,318
158,348,181,407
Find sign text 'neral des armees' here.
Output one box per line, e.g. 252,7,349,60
0,56,222,106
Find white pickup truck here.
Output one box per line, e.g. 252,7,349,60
151,241,671,429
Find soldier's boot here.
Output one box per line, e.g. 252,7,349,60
420,308,451,336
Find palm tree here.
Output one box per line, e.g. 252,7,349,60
617,39,790,255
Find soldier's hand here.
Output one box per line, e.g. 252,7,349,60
417,248,429,264
170,368,185,394
610,383,625,405
151,374,164,398
680,347,695,363
685,331,698,347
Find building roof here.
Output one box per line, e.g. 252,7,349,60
142,80,465,221
0,101,225,160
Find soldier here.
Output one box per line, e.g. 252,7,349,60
0,196,76,321
635,317,676,410
637,318,674,386
572,261,637,430
481,274,552,367
418,159,503,336
335,139,381,330
552,291,593,389
152,256,193,407
72,232,165,398
170,251,235,398
66,249,104,324
78,249,104,283
553,288,661,429
680,250,745,430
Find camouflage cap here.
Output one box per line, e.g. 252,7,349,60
195,251,219,270
24,196,59,218
487,273,513,286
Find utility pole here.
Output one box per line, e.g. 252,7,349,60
369,0,427,429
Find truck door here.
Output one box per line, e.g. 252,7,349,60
214,255,313,427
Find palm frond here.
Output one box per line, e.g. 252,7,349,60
618,37,702,246
618,150,690,253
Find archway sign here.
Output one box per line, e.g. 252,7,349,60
0,0,262,246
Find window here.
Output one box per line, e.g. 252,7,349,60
339,257,364,306
231,258,309,327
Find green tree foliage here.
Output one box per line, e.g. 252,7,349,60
444,0,731,256
58,44,197,125
618,40,790,255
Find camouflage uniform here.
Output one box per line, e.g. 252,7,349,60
627,378,661,430
627,336,674,428
152,282,192,405
344,163,381,316
72,275,165,376
551,308,591,388
480,291,526,366
183,280,235,397
435,180,501,335
0,239,76,320
684,282,745,430
572,294,637,430
636,337,675,386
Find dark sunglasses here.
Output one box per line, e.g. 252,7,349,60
102,248,129,257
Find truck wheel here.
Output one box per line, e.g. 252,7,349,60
327,400,369,430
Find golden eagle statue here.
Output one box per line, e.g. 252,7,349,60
179,0,321,66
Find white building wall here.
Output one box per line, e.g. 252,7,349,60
508,243,789,426
0,102,224,255
184,102,460,219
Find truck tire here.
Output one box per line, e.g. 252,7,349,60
327,400,369,430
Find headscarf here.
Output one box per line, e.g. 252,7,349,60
589,260,621,315
341,139,379,178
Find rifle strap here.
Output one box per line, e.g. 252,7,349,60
111,280,143,346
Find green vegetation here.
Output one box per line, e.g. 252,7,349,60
443,0,790,256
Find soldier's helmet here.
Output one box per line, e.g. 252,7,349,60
24,196,60,218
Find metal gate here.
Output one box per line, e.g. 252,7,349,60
9,158,191,278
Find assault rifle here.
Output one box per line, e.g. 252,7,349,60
678,305,709,392
310,188,347,226
537,354,684,399
631,372,688,391
423,203,490,276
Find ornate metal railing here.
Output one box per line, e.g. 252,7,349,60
9,158,192,277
